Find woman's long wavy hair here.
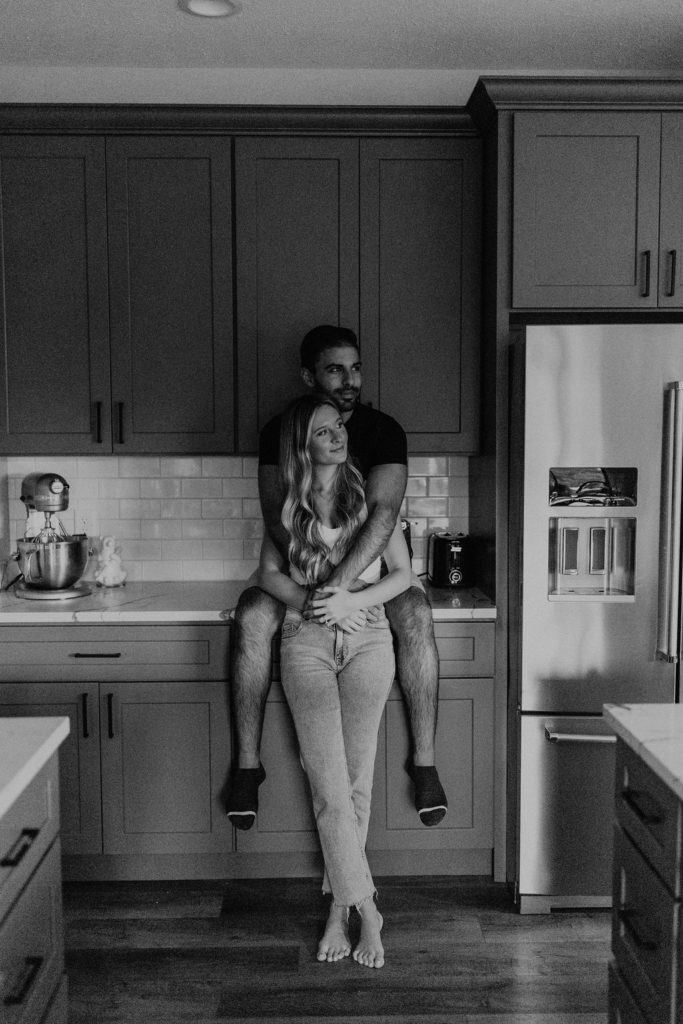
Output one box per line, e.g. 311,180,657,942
279,394,366,586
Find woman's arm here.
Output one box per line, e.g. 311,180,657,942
310,518,411,625
256,533,308,611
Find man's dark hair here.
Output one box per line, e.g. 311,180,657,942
300,325,359,372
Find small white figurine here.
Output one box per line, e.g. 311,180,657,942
95,536,127,588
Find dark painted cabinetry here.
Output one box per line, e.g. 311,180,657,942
513,112,683,309
235,135,481,453
0,135,235,454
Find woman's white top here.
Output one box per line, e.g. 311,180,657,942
289,523,382,587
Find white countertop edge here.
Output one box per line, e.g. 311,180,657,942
0,716,70,819
603,703,683,803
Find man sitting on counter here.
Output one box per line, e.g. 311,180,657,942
223,324,448,831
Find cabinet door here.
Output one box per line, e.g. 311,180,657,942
368,676,494,852
0,682,102,854
234,138,359,451
234,683,318,854
659,113,683,308
106,137,235,453
360,138,481,453
100,680,232,854
513,112,661,308
0,137,111,454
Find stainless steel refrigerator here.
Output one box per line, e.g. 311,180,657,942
509,323,682,914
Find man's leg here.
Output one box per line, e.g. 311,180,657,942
224,585,285,829
384,587,448,826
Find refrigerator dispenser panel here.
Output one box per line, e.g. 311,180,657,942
549,467,638,507
548,515,636,598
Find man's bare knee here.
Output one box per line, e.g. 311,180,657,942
385,587,434,638
234,587,286,647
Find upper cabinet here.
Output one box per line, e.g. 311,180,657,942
360,139,481,453
235,135,481,453
0,135,234,455
512,112,665,308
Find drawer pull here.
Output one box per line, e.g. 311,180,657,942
0,828,38,868
618,908,660,951
82,692,89,739
107,692,114,739
622,787,664,825
3,956,43,1006
73,652,122,658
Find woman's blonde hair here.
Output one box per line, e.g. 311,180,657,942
279,394,366,585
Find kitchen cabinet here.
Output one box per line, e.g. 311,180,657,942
0,726,68,1024
0,626,233,861
235,135,481,454
237,621,494,874
0,135,234,455
512,112,663,308
609,739,682,1024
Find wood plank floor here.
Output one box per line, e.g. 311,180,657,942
64,876,611,1024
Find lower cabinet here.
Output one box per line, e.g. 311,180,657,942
236,621,495,874
609,739,683,1024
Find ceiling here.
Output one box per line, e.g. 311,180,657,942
2,0,683,74
0,0,681,107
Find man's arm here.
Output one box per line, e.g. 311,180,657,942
324,462,407,589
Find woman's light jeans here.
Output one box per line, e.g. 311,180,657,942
280,608,395,908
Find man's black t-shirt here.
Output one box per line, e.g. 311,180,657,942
258,402,407,480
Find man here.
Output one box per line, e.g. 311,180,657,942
225,325,447,829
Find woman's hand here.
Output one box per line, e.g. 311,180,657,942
310,586,359,626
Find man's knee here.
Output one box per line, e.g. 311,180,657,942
234,586,285,646
385,586,434,637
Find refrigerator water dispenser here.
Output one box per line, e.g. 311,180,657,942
548,516,636,598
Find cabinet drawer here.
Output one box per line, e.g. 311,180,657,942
0,625,230,682
616,740,682,896
0,756,59,923
433,622,494,678
608,961,650,1024
0,839,63,1024
612,824,678,1024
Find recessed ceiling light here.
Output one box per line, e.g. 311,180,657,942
179,0,242,17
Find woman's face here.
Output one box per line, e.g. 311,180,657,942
308,404,348,466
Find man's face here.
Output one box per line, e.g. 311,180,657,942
302,345,362,416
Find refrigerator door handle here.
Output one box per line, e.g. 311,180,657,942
545,727,616,744
657,382,683,663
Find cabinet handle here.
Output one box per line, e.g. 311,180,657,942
82,692,89,739
640,250,651,298
93,401,103,444
618,908,659,951
622,787,664,825
115,402,124,445
667,249,677,298
73,652,122,658
0,828,38,868
107,692,114,739
3,956,43,1006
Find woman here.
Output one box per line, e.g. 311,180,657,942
257,394,411,969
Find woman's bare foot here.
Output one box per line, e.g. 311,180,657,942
353,901,384,968
317,903,351,962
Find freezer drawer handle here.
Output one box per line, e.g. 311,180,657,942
545,728,616,744
622,787,664,826
0,828,38,867
618,908,660,951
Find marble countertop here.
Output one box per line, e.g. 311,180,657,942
0,580,495,624
603,703,683,803
0,716,70,819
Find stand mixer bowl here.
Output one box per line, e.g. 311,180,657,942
16,535,90,590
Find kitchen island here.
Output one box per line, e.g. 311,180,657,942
603,703,683,1024
0,581,496,882
0,716,70,1024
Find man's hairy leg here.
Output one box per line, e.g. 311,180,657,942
232,586,285,769
384,587,439,765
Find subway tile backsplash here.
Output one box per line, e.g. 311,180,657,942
3,455,469,583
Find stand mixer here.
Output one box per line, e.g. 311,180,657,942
9,473,91,599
